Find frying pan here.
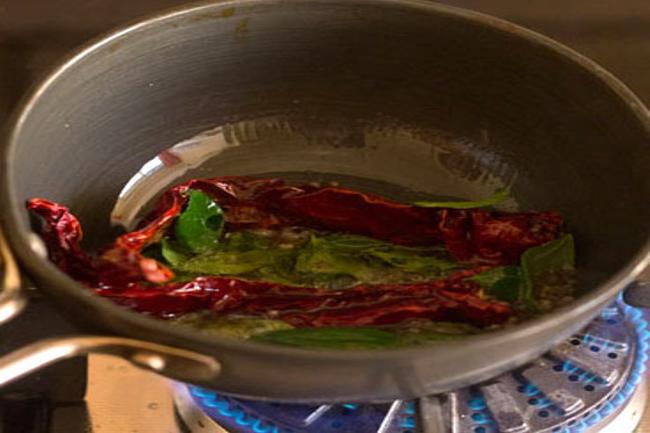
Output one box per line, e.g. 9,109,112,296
1,0,649,403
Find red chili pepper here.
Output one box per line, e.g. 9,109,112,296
136,176,564,266
94,277,250,317
222,280,511,327
470,209,564,263
95,276,511,327
98,190,182,284
27,199,97,284
277,291,512,328
27,197,177,286
26,176,564,328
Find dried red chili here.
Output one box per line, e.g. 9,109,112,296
136,176,564,266
95,276,510,327
26,176,565,329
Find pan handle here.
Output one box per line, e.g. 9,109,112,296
623,280,650,308
0,229,27,324
0,229,221,387
0,335,221,388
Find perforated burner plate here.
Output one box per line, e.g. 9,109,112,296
174,301,650,433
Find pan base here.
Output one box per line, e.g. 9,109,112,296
174,300,649,433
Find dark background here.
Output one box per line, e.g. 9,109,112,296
1,0,649,123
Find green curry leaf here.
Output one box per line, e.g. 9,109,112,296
294,236,383,283
294,234,460,285
174,190,225,253
413,189,509,209
166,231,296,281
164,230,463,288
173,314,293,339
161,238,190,267
521,234,575,307
252,327,401,349
369,249,460,274
221,231,275,251
469,266,522,303
178,249,291,276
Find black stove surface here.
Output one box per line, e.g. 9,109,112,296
0,294,87,433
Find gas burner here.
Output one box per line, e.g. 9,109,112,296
174,301,650,433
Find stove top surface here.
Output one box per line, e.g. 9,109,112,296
173,302,649,433
82,362,650,433
77,302,650,433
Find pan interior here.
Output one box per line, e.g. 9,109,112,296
11,1,649,297
109,116,519,231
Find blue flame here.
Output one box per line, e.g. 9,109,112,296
185,301,649,433
570,303,649,432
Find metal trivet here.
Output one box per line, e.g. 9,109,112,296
174,301,649,433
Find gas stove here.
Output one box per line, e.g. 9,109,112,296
172,300,650,433
174,301,650,433
1,1,650,433
15,299,642,433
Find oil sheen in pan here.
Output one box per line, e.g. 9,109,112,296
110,114,518,230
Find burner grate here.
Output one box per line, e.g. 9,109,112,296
175,300,649,433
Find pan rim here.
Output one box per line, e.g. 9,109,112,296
2,0,650,363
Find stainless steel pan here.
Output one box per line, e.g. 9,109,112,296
1,0,649,402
